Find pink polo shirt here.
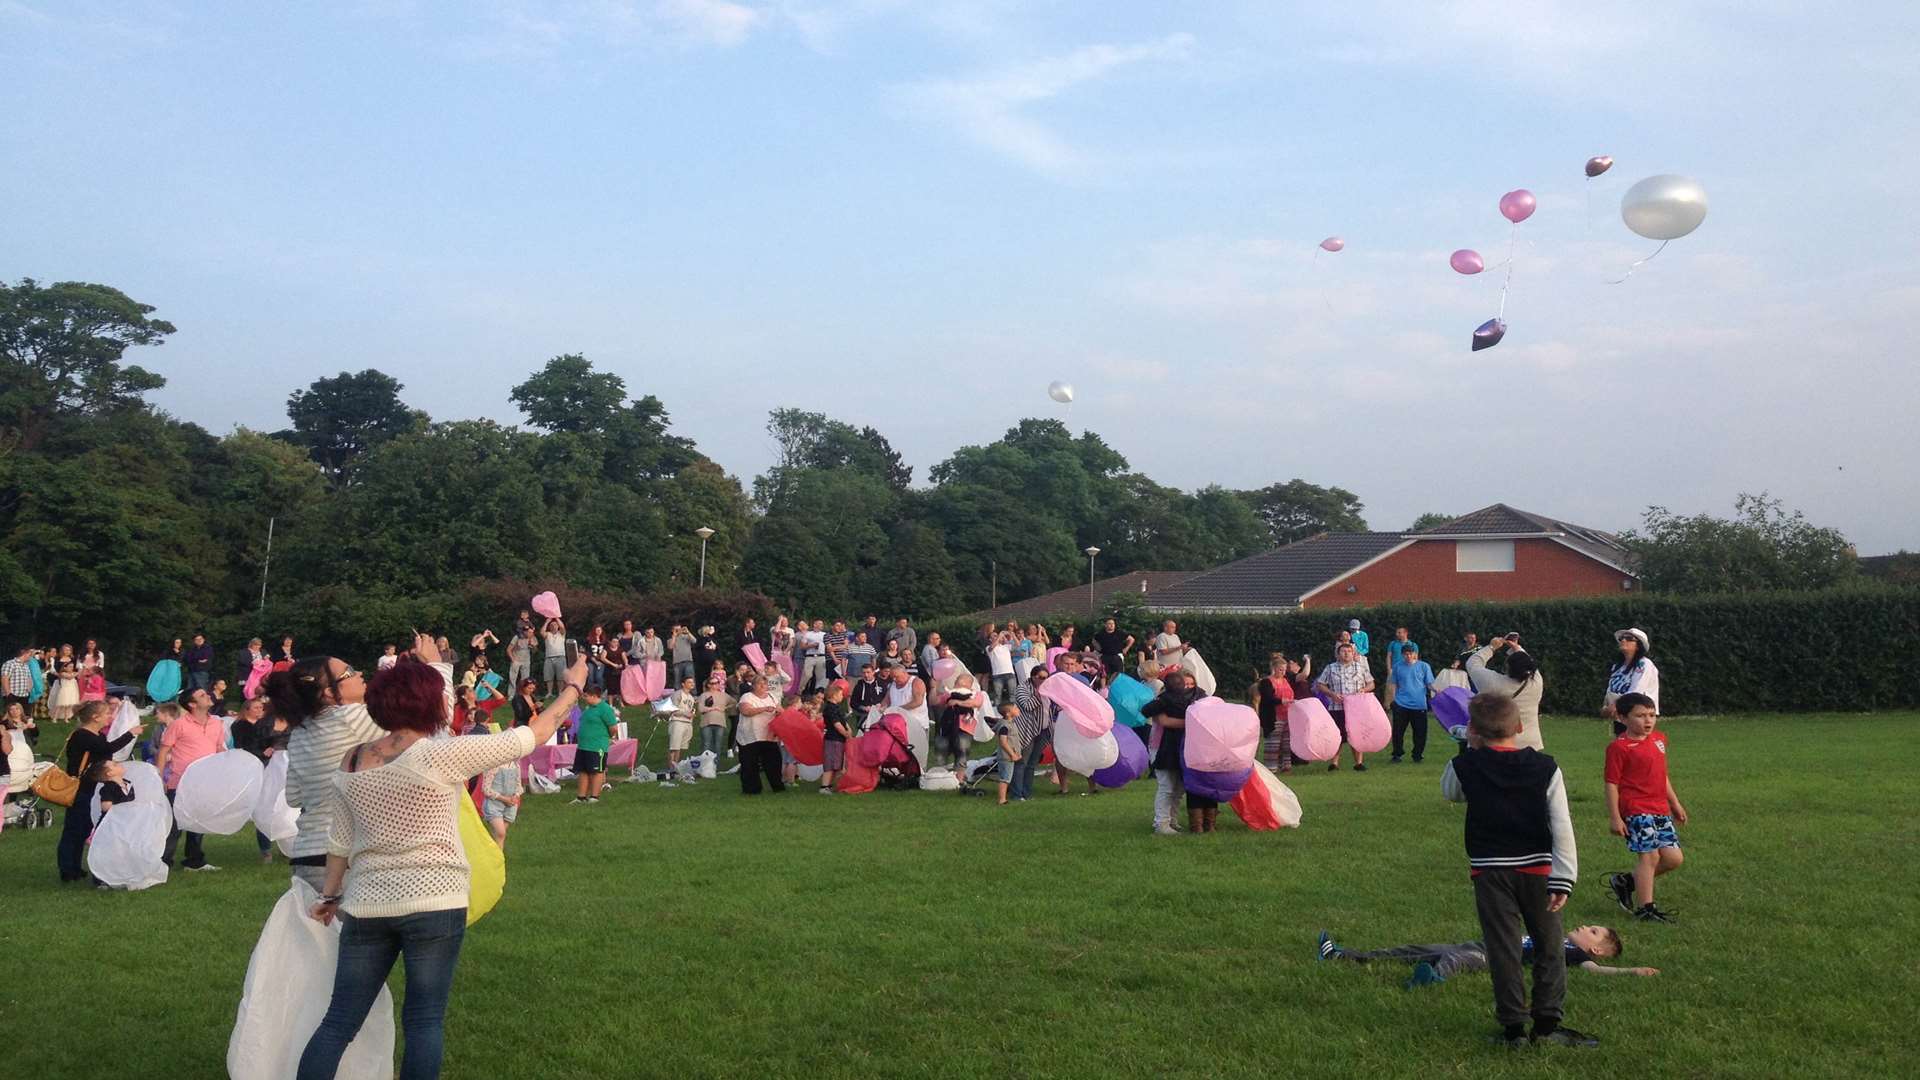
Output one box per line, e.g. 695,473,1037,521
160,713,227,789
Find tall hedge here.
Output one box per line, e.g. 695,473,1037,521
925,587,1920,715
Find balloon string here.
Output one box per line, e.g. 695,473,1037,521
1609,240,1670,285
1496,225,1518,320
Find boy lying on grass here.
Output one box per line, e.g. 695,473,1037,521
1317,926,1659,988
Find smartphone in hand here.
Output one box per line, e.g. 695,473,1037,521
565,638,580,668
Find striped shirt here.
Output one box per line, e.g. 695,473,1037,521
1013,684,1051,746
284,703,384,859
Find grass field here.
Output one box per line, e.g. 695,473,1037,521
4,711,1917,1078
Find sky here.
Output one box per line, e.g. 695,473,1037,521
5,1,1918,553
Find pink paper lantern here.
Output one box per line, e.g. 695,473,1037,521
1038,671,1116,739
1341,693,1392,753
1183,698,1259,772
530,591,562,620
1287,699,1341,762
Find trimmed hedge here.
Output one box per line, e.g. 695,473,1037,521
925,587,1920,715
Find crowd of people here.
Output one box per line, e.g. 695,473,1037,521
0,609,1679,1071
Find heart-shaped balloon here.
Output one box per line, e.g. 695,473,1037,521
530,591,562,620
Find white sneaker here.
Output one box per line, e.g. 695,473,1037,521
569,797,591,805
818,787,833,795
659,781,677,788
1153,824,1178,836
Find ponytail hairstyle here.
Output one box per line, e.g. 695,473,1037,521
264,656,342,728
1505,650,1538,695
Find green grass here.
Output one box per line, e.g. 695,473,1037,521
4,712,1917,1078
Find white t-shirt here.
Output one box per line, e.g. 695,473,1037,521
1153,632,1182,659
987,643,1014,676
736,692,778,743
542,631,566,659
377,654,398,671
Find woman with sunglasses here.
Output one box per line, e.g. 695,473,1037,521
294,637,584,1080
267,652,385,889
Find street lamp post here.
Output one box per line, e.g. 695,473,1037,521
1084,546,1101,613
695,526,715,588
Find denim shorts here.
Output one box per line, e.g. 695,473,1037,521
481,798,517,823
995,757,1017,783
1625,813,1679,853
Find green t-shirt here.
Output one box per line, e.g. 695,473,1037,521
576,700,620,752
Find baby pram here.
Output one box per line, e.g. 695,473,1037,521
4,761,58,830
874,719,922,791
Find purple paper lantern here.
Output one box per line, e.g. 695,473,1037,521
1183,764,1254,802
1092,722,1150,789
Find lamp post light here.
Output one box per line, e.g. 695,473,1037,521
1084,546,1101,613
695,526,715,588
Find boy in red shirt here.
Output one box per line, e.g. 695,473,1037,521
1604,693,1689,923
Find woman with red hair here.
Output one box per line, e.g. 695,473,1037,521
295,635,584,1080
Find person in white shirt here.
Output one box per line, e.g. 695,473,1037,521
734,678,783,795
541,618,568,696
986,632,1016,707
296,635,584,1080
1152,620,1188,672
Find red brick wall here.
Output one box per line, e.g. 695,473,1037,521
1301,539,1633,609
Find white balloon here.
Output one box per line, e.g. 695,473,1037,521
1047,380,1074,404
1620,174,1708,241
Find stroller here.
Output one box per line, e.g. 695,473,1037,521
875,720,922,791
4,761,58,830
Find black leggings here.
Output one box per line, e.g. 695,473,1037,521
57,801,91,881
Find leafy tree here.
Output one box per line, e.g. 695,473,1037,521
1409,511,1455,532
1235,480,1368,546
653,460,753,589
194,429,328,610
606,396,698,483
0,278,172,450
304,421,548,594
756,408,912,509
1622,494,1857,594
283,369,425,484
741,515,843,612
859,522,964,618
510,353,629,434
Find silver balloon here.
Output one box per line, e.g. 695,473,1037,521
1047,381,1074,404
1620,174,1708,241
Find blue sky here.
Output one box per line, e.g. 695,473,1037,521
5,1,1917,552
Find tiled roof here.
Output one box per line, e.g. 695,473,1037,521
1422,503,1632,571
967,570,1203,623
1148,533,1410,612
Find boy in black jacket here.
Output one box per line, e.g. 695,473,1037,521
1439,692,1595,1049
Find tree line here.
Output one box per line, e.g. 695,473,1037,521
3,277,1874,661
0,278,1377,657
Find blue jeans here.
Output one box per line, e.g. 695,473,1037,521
1011,729,1049,800
298,906,467,1080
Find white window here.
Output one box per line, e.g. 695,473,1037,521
1456,540,1515,573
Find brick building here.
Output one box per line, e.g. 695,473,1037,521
1150,504,1637,614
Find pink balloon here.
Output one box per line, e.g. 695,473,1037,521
530,591,562,619
1319,236,1345,252
1498,189,1536,224
1450,249,1484,275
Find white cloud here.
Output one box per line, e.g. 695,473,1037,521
898,32,1196,179
453,0,769,59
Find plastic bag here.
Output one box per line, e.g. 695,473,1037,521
254,752,300,843
526,771,561,795
227,878,396,1080
173,749,266,834
697,750,717,780
457,792,504,927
